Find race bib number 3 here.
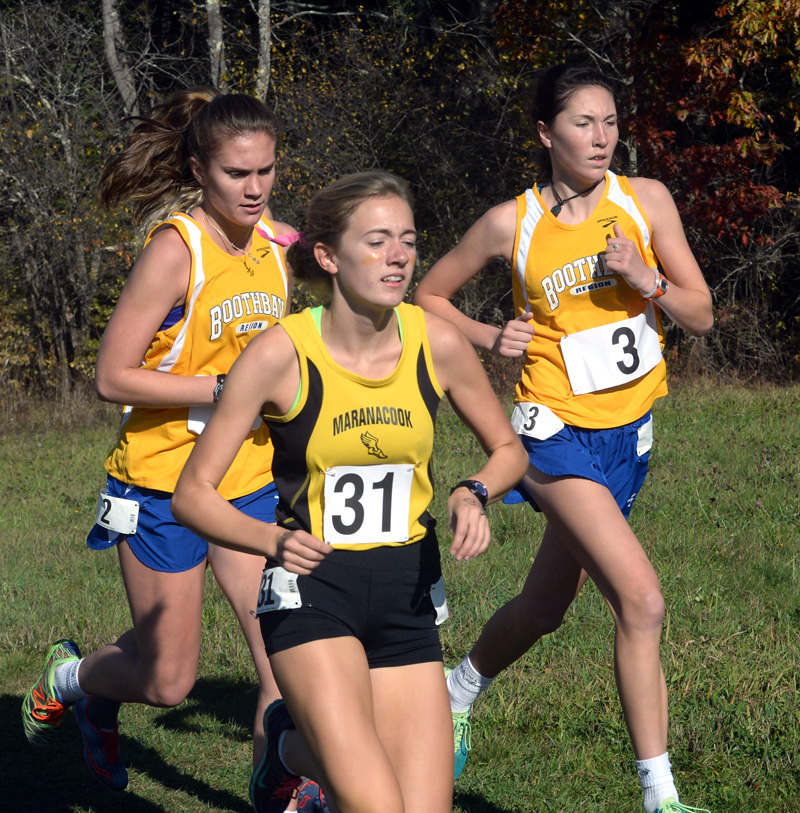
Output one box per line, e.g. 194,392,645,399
95,489,139,535
511,402,565,441
323,464,414,546
560,303,662,395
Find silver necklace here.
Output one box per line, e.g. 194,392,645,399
202,209,261,265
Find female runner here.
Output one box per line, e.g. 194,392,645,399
413,64,714,813
171,170,528,813
22,88,294,809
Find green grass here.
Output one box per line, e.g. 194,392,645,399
1,382,798,811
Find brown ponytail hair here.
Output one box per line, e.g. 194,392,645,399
98,88,279,235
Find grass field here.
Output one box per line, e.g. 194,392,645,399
1,382,798,812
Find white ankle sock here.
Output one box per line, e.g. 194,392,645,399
447,653,495,713
53,658,88,704
636,752,679,813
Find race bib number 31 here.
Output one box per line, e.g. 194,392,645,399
560,303,662,395
323,464,414,546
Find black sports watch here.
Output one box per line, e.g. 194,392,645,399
213,373,227,403
450,479,489,508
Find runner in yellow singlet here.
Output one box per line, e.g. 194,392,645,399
414,64,714,813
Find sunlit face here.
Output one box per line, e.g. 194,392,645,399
318,195,417,312
190,132,276,229
538,86,618,181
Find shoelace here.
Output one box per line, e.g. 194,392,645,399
453,717,472,752
271,775,301,800
31,685,66,722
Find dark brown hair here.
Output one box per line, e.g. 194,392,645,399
98,89,279,233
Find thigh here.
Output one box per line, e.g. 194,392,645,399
523,467,660,613
269,637,402,809
371,661,453,813
117,539,206,672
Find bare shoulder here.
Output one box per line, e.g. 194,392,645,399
271,218,298,238
629,177,677,213
423,310,474,367
472,198,518,258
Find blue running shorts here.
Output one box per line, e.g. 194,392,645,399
503,411,653,519
86,476,279,573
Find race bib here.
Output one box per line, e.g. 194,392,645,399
559,304,662,395
323,463,414,546
430,576,449,626
256,566,302,615
94,489,139,535
637,415,654,456
511,402,565,441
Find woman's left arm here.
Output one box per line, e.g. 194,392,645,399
426,312,529,561
629,178,714,337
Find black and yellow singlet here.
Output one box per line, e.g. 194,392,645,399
263,303,444,550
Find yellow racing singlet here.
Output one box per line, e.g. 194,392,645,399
512,171,668,428
263,303,444,550
105,213,289,498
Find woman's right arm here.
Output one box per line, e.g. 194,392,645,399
413,199,534,356
95,227,218,408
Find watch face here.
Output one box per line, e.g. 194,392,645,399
473,481,488,498
659,278,668,292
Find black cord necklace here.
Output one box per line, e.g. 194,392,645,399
550,178,603,216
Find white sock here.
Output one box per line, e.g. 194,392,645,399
53,658,88,704
636,752,679,813
447,653,495,713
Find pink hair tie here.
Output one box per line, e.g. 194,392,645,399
256,227,308,249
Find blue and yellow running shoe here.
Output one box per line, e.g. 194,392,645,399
249,700,302,813
73,696,128,791
21,639,81,746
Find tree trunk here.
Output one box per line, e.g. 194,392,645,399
101,0,140,117
207,0,227,90
256,0,271,99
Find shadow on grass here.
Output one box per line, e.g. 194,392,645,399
152,676,258,741
1,690,253,813
453,791,522,813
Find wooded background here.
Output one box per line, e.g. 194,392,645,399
1,0,798,393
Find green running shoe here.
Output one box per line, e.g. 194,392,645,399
445,666,472,780
22,639,81,746
655,798,711,813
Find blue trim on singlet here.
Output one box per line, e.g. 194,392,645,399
156,212,198,331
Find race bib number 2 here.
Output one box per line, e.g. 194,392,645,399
94,489,139,535
323,464,414,546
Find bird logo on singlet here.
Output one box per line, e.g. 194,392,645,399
360,431,387,459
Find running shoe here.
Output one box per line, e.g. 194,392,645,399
249,699,302,813
296,779,329,812
73,696,128,791
445,666,472,781
22,638,81,746
655,799,711,813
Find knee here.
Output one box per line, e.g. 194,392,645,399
514,594,568,638
617,584,665,633
142,667,196,708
